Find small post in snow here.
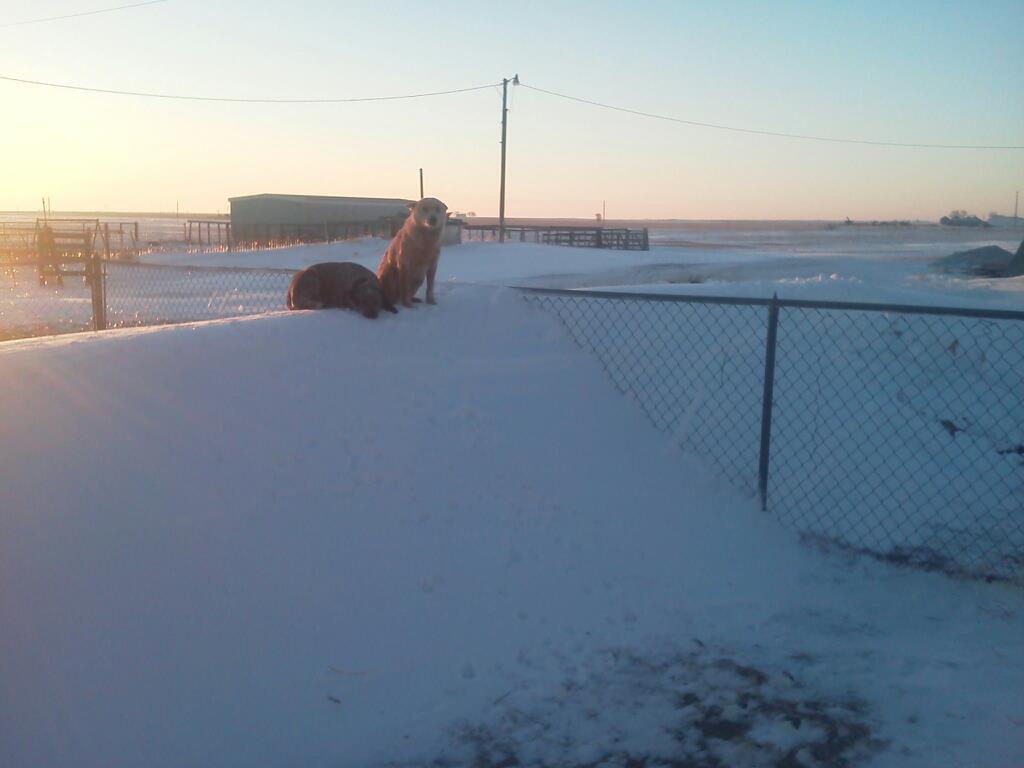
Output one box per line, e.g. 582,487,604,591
758,293,780,511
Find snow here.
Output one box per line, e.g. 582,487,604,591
2,224,1024,767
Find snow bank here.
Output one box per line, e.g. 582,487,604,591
2,287,1023,767
934,245,1021,278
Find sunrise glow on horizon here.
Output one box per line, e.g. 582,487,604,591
1,0,1021,220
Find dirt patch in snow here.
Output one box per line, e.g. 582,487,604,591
404,644,884,768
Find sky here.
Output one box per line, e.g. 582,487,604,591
0,0,1021,219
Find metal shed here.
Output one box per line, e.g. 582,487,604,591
229,193,413,245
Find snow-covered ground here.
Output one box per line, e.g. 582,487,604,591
2,225,1023,767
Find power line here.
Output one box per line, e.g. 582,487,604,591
3,67,1019,151
0,0,168,28
521,82,1023,151
0,74,500,103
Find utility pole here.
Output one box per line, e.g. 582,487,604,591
419,168,424,199
498,74,518,243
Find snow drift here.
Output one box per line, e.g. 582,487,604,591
1,286,1023,767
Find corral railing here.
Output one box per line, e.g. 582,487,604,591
464,224,649,250
520,288,1024,583
1,218,144,256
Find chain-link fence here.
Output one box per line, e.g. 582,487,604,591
103,263,292,329
1,261,294,340
1,261,97,340
522,288,1024,583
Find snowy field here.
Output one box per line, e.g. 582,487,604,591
2,224,1023,767
140,222,1024,307
3,224,1022,338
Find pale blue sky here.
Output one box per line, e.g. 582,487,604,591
2,0,1021,218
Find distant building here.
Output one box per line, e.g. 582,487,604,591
229,193,463,246
939,210,989,228
229,193,411,244
987,213,1024,229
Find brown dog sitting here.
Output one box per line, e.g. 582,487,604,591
376,197,448,308
287,262,397,319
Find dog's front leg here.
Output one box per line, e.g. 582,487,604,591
425,252,439,305
399,267,414,308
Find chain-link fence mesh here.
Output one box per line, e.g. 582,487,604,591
2,261,293,340
521,292,768,492
1,262,95,340
523,289,1024,583
771,306,1024,580
104,262,292,329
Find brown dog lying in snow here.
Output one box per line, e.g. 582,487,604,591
376,197,447,308
287,262,396,318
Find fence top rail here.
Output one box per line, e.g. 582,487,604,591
515,286,1024,322
464,224,643,232
37,218,100,225
103,260,296,275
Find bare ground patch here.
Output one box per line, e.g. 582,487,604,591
396,644,884,768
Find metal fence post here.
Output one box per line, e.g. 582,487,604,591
757,293,780,511
90,226,108,331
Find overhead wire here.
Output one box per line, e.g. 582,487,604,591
520,82,1023,151
0,74,501,103
0,68,1018,150
0,0,168,28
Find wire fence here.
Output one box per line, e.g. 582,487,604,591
103,263,292,328
1,260,292,339
521,289,1024,583
0,262,95,340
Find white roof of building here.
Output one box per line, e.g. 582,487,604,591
229,193,413,205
